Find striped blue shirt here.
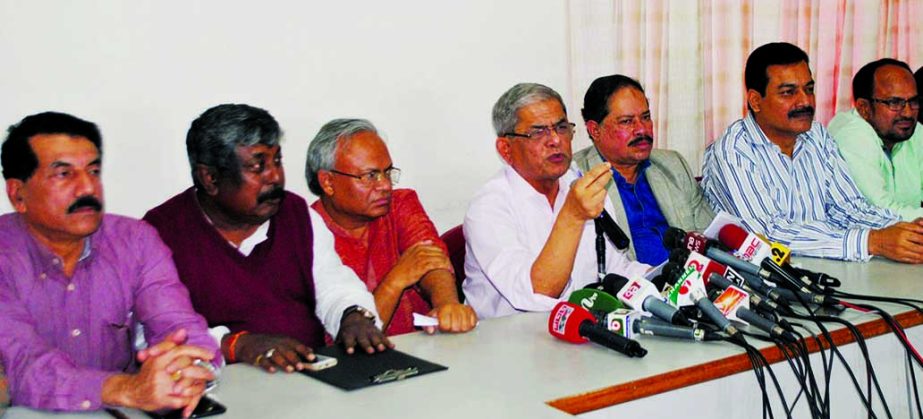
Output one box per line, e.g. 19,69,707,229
701,113,898,261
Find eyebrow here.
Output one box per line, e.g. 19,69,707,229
530,117,567,129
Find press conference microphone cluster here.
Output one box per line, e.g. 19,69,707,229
548,301,647,357
663,226,838,308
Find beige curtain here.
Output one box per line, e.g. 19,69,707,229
567,0,923,172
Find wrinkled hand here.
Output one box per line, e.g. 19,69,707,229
562,162,612,222
869,222,923,264
382,241,452,292
234,333,315,373
424,302,477,334
105,331,216,418
337,312,394,354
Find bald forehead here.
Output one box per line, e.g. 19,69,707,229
873,65,917,95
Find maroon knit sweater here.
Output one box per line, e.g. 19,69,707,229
143,188,325,347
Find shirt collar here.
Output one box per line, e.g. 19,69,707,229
605,153,651,186
743,112,813,155
198,204,270,256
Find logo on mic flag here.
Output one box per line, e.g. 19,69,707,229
550,303,574,335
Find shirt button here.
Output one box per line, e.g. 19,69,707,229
71,328,81,337
80,400,91,409
52,258,60,265
39,273,47,279
66,283,76,292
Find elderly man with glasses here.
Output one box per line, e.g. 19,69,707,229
463,83,649,319
828,58,923,221
305,119,477,336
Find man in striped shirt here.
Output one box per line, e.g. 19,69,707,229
702,42,923,263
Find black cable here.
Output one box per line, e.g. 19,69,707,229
908,351,923,419
728,333,792,418
743,330,823,419
786,313,883,418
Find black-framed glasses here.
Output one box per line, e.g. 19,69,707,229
870,96,920,111
329,167,401,184
503,122,576,141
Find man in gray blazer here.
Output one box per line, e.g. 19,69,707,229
574,75,714,264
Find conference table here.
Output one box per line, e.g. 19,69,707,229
4,258,922,419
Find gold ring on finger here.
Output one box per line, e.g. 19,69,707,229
170,370,183,381
254,354,264,365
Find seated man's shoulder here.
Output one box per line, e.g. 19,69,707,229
143,188,194,226
827,110,877,147
572,145,600,170
649,148,684,164
99,214,164,247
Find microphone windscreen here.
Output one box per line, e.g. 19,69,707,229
718,224,749,249
668,248,690,264
548,301,595,344
662,227,686,250
601,273,629,295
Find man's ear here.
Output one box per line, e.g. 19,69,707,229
856,98,872,120
495,137,515,165
195,164,220,196
318,171,335,196
747,89,763,113
6,178,26,213
585,120,601,143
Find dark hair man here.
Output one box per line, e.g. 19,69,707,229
702,42,923,264
144,104,391,375
828,58,923,221
575,74,714,264
0,112,218,416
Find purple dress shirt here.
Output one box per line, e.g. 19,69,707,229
0,213,220,412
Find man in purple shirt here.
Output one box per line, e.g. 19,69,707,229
0,112,219,416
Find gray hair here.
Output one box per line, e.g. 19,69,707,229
186,104,282,187
491,83,566,136
305,118,378,196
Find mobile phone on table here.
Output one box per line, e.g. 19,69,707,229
145,396,226,419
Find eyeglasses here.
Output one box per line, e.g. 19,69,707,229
503,122,576,141
329,167,401,184
870,96,920,111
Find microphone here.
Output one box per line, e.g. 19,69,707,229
597,210,630,250
717,224,774,263
548,302,648,357
663,227,726,254
708,273,782,315
689,287,739,337
715,226,839,306
632,317,721,342
569,287,624,313
594,219,606,278
668,248,729,287
604,274,692,326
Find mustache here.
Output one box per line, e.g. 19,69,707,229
787,106,815,119
67,196,102,214
895,117,916,124
257,187,285,203
628,135,653,147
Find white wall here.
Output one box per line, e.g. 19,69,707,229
0,0,573,231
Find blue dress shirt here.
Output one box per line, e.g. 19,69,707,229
612,160,671,265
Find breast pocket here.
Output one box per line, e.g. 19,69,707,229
101,311,135,372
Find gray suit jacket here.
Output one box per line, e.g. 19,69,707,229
573,146,715,261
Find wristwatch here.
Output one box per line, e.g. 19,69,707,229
342,305,376,323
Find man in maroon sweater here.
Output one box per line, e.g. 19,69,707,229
144,104,391,374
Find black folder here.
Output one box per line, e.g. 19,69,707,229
300,346,448,391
